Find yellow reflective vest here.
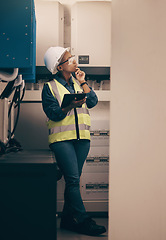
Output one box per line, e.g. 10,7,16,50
46,78,91,144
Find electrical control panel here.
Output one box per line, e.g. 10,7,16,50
0,0,36,82
71,1,111,67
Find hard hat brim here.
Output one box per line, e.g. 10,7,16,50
54,47,70,74
44,46,70,75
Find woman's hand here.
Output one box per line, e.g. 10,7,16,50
69,98,86,108
75,67,91,94
62,98,86,114
75,68,86,84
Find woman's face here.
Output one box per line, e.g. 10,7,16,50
58,51,77,73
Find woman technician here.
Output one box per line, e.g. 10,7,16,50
42,47,106,236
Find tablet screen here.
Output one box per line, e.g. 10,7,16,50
61,93,86,108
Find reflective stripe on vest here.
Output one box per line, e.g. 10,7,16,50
46,78,91,143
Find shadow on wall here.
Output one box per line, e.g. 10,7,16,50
15,102,49,150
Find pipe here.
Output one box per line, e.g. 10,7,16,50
0,68,19,82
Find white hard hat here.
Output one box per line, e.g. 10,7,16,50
44,46,70,74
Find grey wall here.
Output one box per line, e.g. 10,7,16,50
15,102,49,150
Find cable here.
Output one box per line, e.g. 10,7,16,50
0,80,15,99
20,86,25,102
0,70,25,154
10,88,21,138
8,87,18,117
14,84,25,108
7,87,20,141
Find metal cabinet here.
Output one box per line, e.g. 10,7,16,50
0,150,57,240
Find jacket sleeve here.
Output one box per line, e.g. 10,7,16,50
42,83,67,121
86,87,98,109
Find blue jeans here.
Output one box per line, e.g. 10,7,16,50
50,139,90,223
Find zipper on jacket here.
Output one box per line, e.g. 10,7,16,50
74,108,80,140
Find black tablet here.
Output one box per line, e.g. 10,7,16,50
61,93,86,108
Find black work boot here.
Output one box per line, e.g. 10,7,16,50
60,216,106,236
60,215,77,232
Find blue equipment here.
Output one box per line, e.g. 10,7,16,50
0,0,36,154
0,0,36,82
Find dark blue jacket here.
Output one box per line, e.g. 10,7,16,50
42,73,98,122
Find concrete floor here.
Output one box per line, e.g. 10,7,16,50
57,218,108,240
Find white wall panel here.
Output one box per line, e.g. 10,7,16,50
71,1,111,67
35,0,64,66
